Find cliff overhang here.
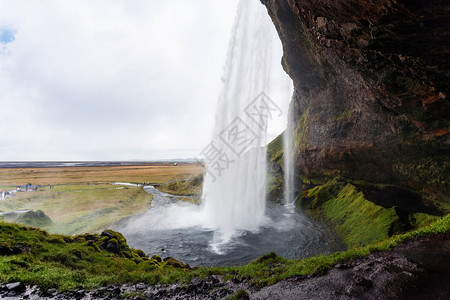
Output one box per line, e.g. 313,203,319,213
262,0,449,203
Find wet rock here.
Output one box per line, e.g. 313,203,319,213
206,275,220,284
252,234,450,299
334,263,351,269
151,255,162,262
40,288,57,297
13,243,32,254
261,0,450,198
106,238,120,253
190,278,204,287
346,274,373,295
101,231,112,238
84,234,97,241
0,242,13,256
286,274,309,281
6,282,26,293
112,286,122,295
232,277,242,284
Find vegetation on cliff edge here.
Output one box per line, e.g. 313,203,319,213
0,215,448,291
299,179,441,247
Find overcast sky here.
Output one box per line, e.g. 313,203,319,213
0,0,291,161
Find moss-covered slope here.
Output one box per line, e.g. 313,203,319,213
299,179,441,247
0,223,189,291
2,215,449,292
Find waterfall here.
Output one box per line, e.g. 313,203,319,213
201,0,276,249
283,104,295,209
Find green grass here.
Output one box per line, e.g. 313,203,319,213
0,215,448,291
203,215,450,288
156,174,203,199
300,179,429,247
293,105,310,154
267,132,284,168
0,184,153,235
0,223,189,291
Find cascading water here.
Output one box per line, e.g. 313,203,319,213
118,0,342,265
201,0,279,250
283,105,295,209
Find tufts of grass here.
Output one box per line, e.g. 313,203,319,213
0,222,190,291
299,179,431,247
0,215,448,291
226,289,250,300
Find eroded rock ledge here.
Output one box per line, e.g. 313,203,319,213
261,0,449,201
252,233,450,299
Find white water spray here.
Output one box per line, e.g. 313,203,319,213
122,0,294,256
202,0,272,237
201,0,292,250
283,104,295,209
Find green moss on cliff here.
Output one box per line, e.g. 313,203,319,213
332,109,354,122
267,133,284,168
266,133,285,202
301,180,410,247
0,222,189,291
294,106,310,154
394,157,449,195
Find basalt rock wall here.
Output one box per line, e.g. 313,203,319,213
261,0,449,200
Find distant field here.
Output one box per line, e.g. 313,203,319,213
0,164,204,235
0,163,203,186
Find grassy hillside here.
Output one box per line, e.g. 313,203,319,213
0,224,189,291
0,215,448,291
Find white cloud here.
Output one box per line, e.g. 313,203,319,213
0,0,290,161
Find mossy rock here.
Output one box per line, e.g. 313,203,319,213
163,257,190,269
252,251,278,264
227,289,250,300
105,238,120,253
300,179,441,248
151,255,162,262
46,236,66,245
2,210,53,228
135,249,146,258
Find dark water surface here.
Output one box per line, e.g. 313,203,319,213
119,187,343,267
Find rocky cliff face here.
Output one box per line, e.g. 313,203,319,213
261,0,449,202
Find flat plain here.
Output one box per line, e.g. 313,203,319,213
0,164,204,235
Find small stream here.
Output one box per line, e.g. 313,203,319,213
118,186,343,267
